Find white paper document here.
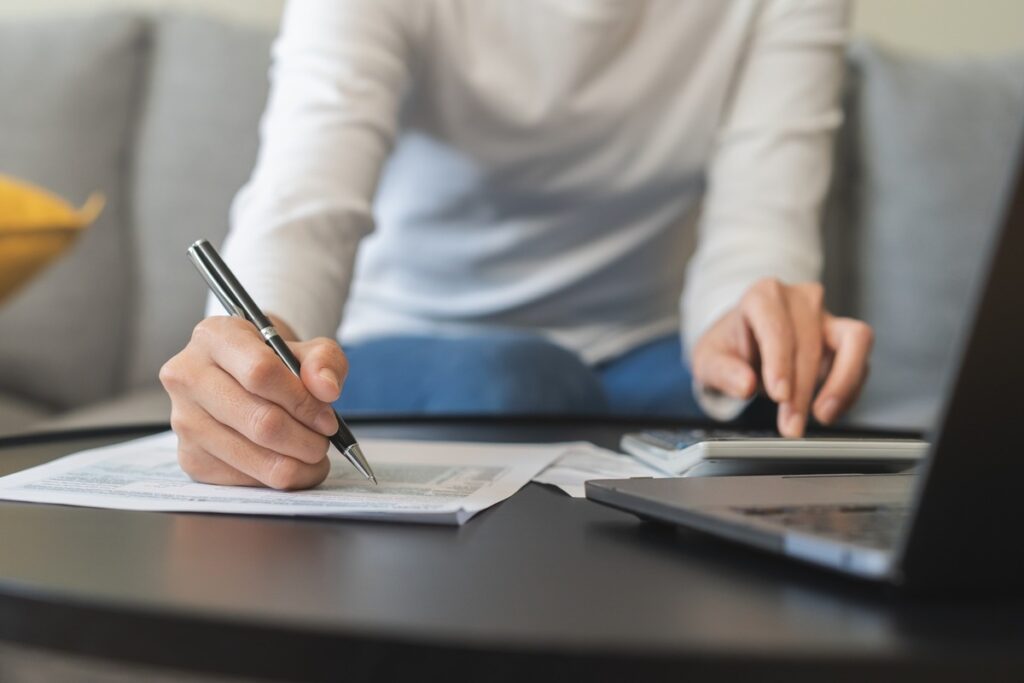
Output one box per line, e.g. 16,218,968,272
0,431,568,525
533,442,666,498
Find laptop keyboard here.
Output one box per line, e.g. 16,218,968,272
732,504,911,550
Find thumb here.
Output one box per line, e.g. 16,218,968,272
692,346,758,400
290,338,348,403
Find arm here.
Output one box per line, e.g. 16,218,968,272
683,0,872,434
166,0,417,489
212,0,416,341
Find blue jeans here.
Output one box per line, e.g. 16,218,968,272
334,332,705,419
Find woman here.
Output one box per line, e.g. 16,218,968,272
161,0,872,490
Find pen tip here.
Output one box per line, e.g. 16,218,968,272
370,474,379,485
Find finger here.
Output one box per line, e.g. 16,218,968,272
692,345,758,399
174,403,330,490
733,315,760,368
190,364,331,465
292,338,350,403
778,284,824,438
813,316,874,424
176,442,262,487
740,279,796,403
818,348,835,384
194,317,337,436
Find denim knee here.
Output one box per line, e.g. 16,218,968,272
336,333,607,415
432,334,607,414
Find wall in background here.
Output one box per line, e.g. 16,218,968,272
1,0,1023,57
851,0,1024,56
0,0,284,27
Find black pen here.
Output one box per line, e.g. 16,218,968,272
186,239,377,484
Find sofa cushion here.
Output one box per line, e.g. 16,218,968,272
0,14,147,409
0,174,103,305
125,14,274,389
28,386,170,434
840,44,1024,430
0,393,52,438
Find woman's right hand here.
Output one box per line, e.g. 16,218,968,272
159,316,349,490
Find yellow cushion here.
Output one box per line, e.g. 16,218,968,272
0,174,103,305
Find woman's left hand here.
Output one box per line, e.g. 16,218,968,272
691,278,874,437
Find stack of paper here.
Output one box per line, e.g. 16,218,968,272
0,432,664,525
532,442,665,497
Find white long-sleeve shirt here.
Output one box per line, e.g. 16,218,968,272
218,0,847,370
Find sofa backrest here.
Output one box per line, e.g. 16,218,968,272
827,44,1024,429
0,14,148,410
0,13,273,411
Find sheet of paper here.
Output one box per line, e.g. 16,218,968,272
0,431,568,525
532,442,666,498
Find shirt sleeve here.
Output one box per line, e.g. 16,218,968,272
208,0,416,341
681,0,849,419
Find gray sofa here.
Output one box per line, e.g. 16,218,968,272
0,12,1021,437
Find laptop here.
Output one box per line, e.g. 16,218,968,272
586,130,1024,592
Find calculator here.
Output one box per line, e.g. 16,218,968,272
620,429,929,477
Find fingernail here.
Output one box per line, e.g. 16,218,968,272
819,397,840,424
315,407,338,436
778,404,790,431
318,368,339,392
774,378,790,402
785,411,804,437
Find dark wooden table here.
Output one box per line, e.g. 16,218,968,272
0,419,1022,682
